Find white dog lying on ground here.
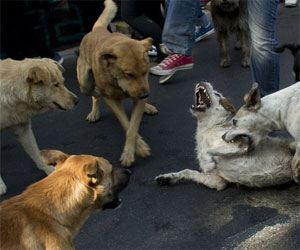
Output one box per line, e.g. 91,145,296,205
223,82,300,183
155,81,296,190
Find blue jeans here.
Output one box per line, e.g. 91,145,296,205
248,0,280,96
162,0,200,56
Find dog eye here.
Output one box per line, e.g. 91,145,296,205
126,73,134,78
232,119,238,126
54,83,59,88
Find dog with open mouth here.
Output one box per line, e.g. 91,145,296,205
155,81,295,190
0,149,130,250
222,82,300,183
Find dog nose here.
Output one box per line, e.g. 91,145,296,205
139,92,149,99
74,96,80,105
222,133,227,141
124,169,132,176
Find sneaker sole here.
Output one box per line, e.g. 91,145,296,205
150,63,194,76
195,28,215,43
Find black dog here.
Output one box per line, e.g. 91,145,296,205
274,44,300,82
210,0,250,68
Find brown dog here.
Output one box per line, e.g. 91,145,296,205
0,150,131,250
0,58,78,195
77,0,158,168
210,0,250,68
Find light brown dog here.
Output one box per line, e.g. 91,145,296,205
0,58,78,195
0,150,131,250
77,0,158,168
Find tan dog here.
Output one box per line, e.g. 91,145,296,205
77,0,158,168
0,58,78,195
0,150,131,250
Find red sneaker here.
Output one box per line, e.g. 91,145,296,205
150,54,194,76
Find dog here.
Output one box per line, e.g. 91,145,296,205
77,0,158,168
223,82,300,183
0,58,78,195
210,0,250,68
274,44,300,82
155,81,295,190
0,149,130,249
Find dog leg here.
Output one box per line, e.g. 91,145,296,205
0,176,7,195
120,99,148,167
240,31,250,68
86,96,101,122
155,169,227,191
103,98,150,166
12,122,54,175
218,32,231,67
291,143,300,183
144,103,158,115
235,31,242,50
207,145,248,157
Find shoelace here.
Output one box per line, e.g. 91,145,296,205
158,54,181,68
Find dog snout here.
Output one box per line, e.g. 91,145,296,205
73,96,79,105
124,168,132,176
139,92,149,99
222,133,227,141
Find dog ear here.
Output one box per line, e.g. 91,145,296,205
99,49,117,67
140,37,153,52
244,83,261,109
27,66,50,84
42,58,66,74
84,160,103,186
40,150,69,169
219,97,236,114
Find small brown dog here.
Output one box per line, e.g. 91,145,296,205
0,58,78,195
0,150,131,250
77,0,158,168
210,0,250,68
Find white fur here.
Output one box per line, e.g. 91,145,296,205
223,82,300,183
155,81,295,190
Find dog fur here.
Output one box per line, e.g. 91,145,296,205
210,0,250,68
77,0,158,168
0,149,130,250
223,82,300,183
274,44,300,82
155,81,295,190
0,58,78,195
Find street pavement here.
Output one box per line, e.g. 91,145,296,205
1,3,299,250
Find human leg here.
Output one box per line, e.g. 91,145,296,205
248,0,280,96
162,0,199,56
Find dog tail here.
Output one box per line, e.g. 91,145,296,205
92,0,117,31
274,44,300,55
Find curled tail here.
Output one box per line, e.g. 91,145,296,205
92,0,118,31
274,44,300,55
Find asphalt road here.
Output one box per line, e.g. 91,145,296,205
1,3,299,250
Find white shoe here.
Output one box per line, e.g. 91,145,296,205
285,0,297,7
148,45,157,57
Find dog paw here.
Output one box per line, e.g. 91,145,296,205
241,57,250,68
155,175,176,186
135,136,150,158
144,103,158,115
0,182,7,195
120,149,135,168
220,58,231,68
86,111,100,123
